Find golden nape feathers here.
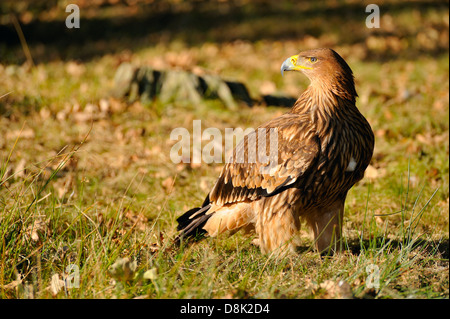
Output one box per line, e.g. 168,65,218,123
176,48,374,255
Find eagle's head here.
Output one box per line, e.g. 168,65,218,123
281,48,357,102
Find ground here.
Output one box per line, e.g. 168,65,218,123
0,0,448,299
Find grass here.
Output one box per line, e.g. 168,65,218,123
0,0,448,299
0,163,446,298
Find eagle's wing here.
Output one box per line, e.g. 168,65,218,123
209,112,320,207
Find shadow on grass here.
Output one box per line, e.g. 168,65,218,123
0,0,448,63
346,237,449,259
295,237,449,259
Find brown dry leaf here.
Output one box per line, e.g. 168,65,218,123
416,134,428,144
96,212,105,227
175,163,188,172
375,129,386,138
408,175,419,188
39,107,51,120
303,35,321,48
366,36,386,51
375,215,384,226
6,128,35,140
124,210,148,232
148,145,162,157
317,280,353,299
433,99,445,111
162,176,175,194
50,274,65,296
21,284,35,299
109,257,137,282
149,232,165,254
259,80,276,95
154,167,171,178
66,61,85,77
1,272,23,291
416,132,449,146
13,158,27,178
84,103,98,114
53,174,75,198
383,109,393,120
24,218,50,243
190,162,202,169
1,280,22,290
364,165,379,180
165,50,196,70
199,178,210,192
149,242,160,254
108,97,127,113
426,167,440,179
73,111,94,123
143,268,157,280
99,98,110,113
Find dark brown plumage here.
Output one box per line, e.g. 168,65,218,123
176,48,374,255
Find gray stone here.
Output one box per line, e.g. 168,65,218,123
113,63,295,109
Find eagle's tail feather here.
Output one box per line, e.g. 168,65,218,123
175,195,212,243
175,194,254,244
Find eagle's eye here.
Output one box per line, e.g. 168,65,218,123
309,57,318,63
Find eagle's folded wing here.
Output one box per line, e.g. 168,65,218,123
209,113,320,207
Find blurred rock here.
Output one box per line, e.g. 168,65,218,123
223,80,253,108
261,95,297,107
113,63,248,110
113,62,136,99
113,63,296,109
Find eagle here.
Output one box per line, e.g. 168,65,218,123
176,48,374,255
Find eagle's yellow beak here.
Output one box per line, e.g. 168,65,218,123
280,55,312,76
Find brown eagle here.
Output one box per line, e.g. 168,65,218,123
176,48,374,255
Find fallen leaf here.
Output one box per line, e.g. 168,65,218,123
50,274,65,296
199,178,209,192
1,273,23,291
65,61,85,77
13,158,27,178
6,128,35,140
162,176,175,194
53,174,75,199
124,210,148,232
24,218,50,243
259,80,276,95
364,165,379,180
149,243,160,253
143,268,157,280
317,280,353,299
99,98,110,113
109,257,137,282
190,162,202,169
